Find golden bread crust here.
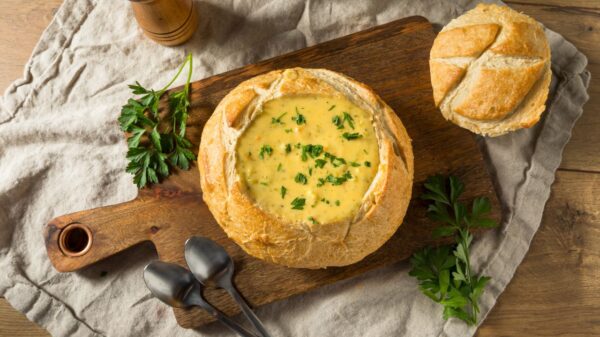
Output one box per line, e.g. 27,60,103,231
430,60,466,107
199,68,414,268
429,3,552,136
430,24,500,58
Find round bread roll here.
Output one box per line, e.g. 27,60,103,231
199,68,413,268
429,4,551,137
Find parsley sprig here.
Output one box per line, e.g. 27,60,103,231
409,175,498,326
119,53,195,188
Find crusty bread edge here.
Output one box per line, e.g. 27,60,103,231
430,3,552,137
199,68,414,268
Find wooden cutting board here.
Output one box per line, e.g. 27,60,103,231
44,16,500,329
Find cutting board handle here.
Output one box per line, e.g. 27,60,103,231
44,198,157,272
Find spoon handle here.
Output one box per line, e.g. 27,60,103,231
213,311,259,337
188,292,257,337
226,286,272,337
192,297,258,337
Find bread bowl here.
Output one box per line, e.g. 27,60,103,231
199,68,413,268
429,3,552,137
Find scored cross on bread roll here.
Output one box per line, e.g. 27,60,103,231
429,4,552,137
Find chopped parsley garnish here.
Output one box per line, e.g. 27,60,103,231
364,161,371,167
277,163,283,171
301,144,323,161
295,173,308,185
271,112,287,125
328,105,336,111
317,178,325,187
350,161,361,167
280,186,287,199
343,112,355,129
292,108,306,125
308,216,318,224
335,200,341,206
285,144,292,153
320,198,331,204
284,128,292,133
291,197,306,210
332,112,355,130
325,171,352,185
309,167,313,176
324,152,346,167
315,159,327,168
259,182,268,186
259,145,273,159
332,115,344,129
342,132,362,140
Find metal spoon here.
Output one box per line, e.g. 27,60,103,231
185,237,272,337
143,260,257,337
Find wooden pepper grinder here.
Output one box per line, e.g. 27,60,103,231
130,0,198,46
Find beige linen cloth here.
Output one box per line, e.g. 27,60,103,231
0,0,590,336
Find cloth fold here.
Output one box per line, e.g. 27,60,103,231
0,0,589,336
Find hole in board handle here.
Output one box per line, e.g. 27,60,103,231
58,223,93,257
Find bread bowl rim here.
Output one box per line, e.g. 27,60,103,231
198,67,414,268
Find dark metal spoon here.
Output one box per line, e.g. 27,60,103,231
143,260,257,337
185,237,272,337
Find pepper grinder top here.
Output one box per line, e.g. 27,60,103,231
130,0,198,46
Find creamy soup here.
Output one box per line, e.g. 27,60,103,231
235,95,380,224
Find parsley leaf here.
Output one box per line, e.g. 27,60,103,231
280,186,287,199
324,152,346,167
409,175,498,326
342,132,362,140
295,173,308,185
119,53,196,188
331,112,355,130
259,145,273,159
332,115,344,129
325,171,352,185
292,108,306,125
291,197,306,210
342,112,355,129
315,159,327,168
317,178,325,187
271,112,287,125
301,144,323,161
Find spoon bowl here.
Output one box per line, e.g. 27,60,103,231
143,260,201,308
184,236,233,287
143,260,257,337
185,237,272,337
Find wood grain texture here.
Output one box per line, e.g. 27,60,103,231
477,170,600,337
0,299,49,337
507,3,600,172
0,1,598,336
44,16,500,328
0,0,63,92
506,0,600,9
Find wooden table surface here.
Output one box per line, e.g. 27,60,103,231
0,1,598,336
